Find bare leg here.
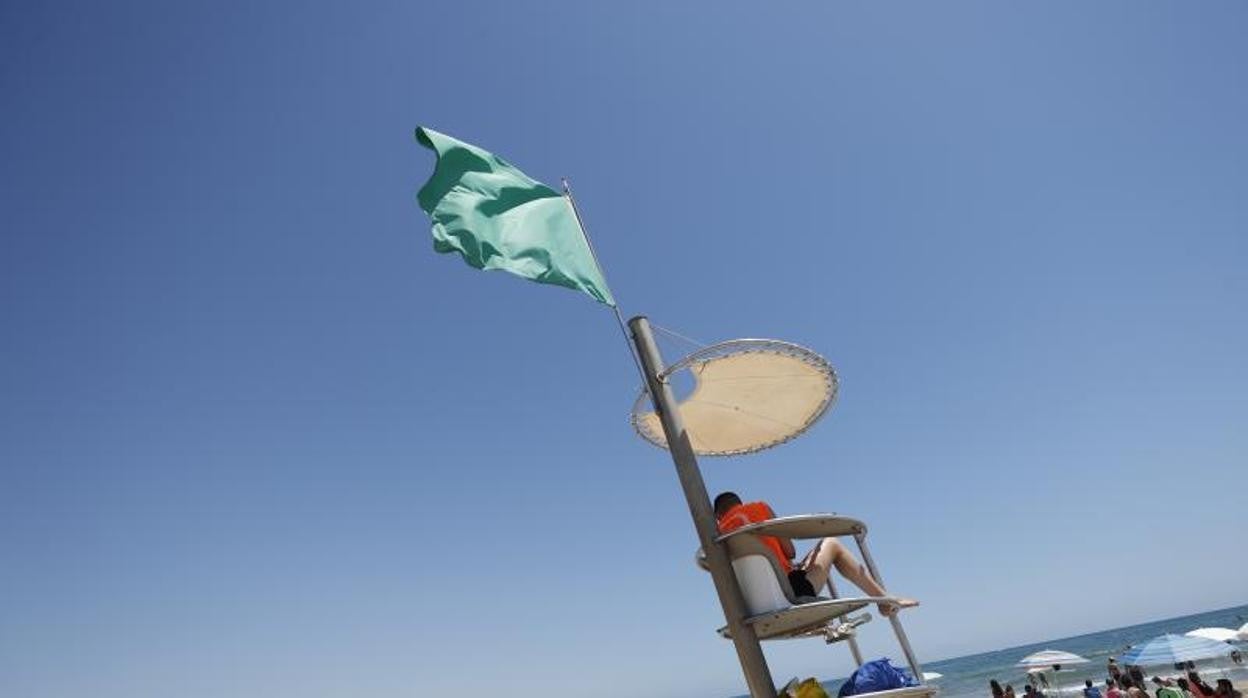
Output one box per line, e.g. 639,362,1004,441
799,538,919,615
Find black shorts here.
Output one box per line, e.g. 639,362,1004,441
788,569,816,597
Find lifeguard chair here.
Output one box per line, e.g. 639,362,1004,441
627,323,934,698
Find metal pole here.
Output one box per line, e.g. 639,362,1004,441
854,533,924,683
629,315,777,698
824,576,864,666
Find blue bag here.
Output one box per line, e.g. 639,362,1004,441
837,658,917,697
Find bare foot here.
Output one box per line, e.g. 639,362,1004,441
879,597,919,617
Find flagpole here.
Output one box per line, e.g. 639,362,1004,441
561,179,777,698
561,178,647,389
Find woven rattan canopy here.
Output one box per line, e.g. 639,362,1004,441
630,339,837,456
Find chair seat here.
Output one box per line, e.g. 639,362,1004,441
717,596,896,640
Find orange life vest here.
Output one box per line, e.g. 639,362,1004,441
716,501,791,573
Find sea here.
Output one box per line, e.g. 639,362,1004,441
792,604,1248,698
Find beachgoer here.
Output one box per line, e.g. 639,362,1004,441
1106,678,1124,698
1215,679,1242,698
712,492,920,616
1025,684,1046,698
1154,676,1184,698
1187,672,1215,698
1109,659,1124,683
1085,679,1105,698
992,679,1006,698
1005,684,1017,698
1129,666,1147,690
1231,650,1242,666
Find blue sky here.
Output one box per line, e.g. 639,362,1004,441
2,2,1245,697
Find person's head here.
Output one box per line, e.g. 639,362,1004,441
1178,679,1190,689
713,491,742,517
1216,679,1232,694
1087,680,1095,688
1110,658,1119,665
1152,677,1164,686
992,679,1005,697
1107,678,1117,689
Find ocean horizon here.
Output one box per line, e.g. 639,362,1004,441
733,603,1248,698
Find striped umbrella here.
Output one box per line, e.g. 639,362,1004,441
1017,650,1090,668
1118,634,1235,666
1185,628,1239,643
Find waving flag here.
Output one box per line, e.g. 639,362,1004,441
415,127,615,306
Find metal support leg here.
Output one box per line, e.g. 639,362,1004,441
629,316,777,698
854,533,924,683
823,576,864,666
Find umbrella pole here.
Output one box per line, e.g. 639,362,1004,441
629,316,777,698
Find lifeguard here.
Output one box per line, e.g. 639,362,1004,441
713,491,920,616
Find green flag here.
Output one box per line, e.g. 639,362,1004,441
415,127,616,306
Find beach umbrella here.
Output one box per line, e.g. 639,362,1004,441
1118,634,1235,666
1017,650,1091,668
1016,651,1089,692
1186,628,1240,643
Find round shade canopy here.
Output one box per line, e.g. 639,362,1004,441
630,339,837,456
1016,650,1090,668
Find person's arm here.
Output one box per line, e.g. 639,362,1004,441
763,503,797,559
779,538,796,559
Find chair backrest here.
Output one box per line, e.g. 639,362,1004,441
724,535,799,615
